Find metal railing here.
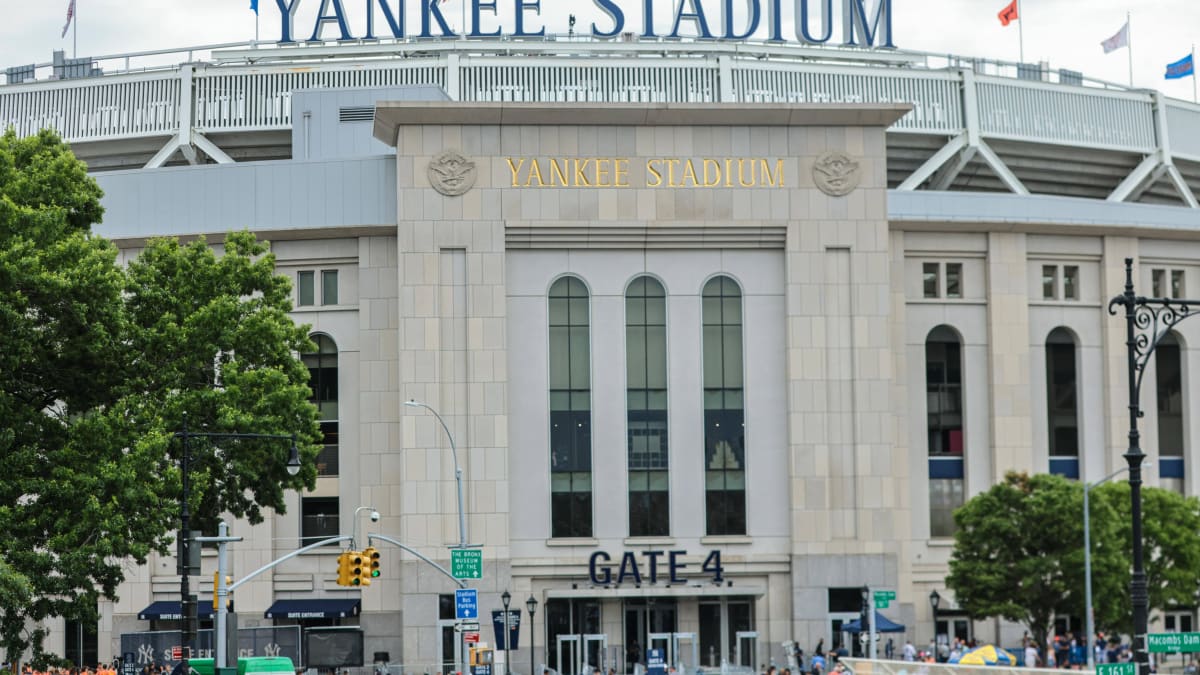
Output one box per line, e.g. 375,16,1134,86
840,658,1091,675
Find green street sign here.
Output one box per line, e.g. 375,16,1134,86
1148,632,1200,653
1096,663,1136,675
873,590,896,601
874,600,889,609
451,549,483,579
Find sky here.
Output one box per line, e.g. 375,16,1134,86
0,0,1197,103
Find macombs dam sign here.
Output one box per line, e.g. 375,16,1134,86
271,0,895,48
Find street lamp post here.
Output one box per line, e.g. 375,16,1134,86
502,590,512,675
1108,257,1200,675
176,416,301,674
859,586,869,658
526,595,538,675
929,591,941,662
404,400,467,549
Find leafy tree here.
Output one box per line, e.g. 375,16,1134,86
946,472,1126,651
0,129,320,665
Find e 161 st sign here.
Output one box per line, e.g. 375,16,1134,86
1148,632,1200,653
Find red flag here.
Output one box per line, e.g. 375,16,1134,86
998,0,1018,26
61,0,76,38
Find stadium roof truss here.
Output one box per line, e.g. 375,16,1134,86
1,39,1197,208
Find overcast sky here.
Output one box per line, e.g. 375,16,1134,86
1,0,1197,102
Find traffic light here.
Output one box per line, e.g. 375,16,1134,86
212,572,233,610
360,547,380,586
336,550,356,586
348,550,364,586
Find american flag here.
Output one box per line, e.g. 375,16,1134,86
62,0,76,38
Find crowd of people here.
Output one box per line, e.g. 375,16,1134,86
15,666,123,675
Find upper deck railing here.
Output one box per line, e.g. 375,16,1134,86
2,37,1198,169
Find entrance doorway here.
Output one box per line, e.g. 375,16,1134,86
624,599,677,672
547,599,602,675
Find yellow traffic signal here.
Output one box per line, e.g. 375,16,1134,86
361,547,381,586
212,572,233,610
348,551,364,586
336,550,355,586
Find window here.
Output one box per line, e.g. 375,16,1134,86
298,271,315,306
1157,332,1183,458
301,497,339,546
64,607,98,669
1152,268,1186,299
945,263,962,298
1172,270,1186,299
1153,269,1166,298
549,277,592,538
703,276,746,535
297,269,339,307
1046,328,1079,477
626,276,669,537
303,334,339,476
1042,265,1058,300
926,326,964,537
923,263,939,298
1064,266,1080,300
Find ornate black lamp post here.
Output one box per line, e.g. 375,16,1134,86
502,590,512,675
929,591,941,662
526,595,538,675
176,416,301,675
1108,257,1197,675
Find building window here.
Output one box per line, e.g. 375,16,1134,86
945,263,962,298
301,497,339,546
64,608,98,669
303,334,339,476
322,269,339,305
1152,268,1186,299
298,271,315,306
1064,266,1080,300
626,276,669,537
926,325,964,537
1042,265,1058,300
549,276,592,538
1172,270,1186,299
1157,332,1184,458
923,263,939,298
1046,328,1079,478
703,276,746,536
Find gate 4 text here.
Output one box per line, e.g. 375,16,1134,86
589,550,724,585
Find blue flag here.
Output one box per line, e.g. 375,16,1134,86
250,0,258,14
1165,53,1194,80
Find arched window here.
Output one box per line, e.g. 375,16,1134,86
1157,332,1185,490
1046,328,1079,478
549,277,592,538
301,334,339,545
926,325,963,537
627,276,669,537
702,276,745,535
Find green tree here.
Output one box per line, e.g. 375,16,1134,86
946,472,1126,651
0,129,320,665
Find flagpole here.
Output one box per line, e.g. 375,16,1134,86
73,0,77,59
1126,11,1133,87
1017,0,1024,64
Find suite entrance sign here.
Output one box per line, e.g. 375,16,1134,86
452,549,483,579
270,0,896,49
1147,633,1200,653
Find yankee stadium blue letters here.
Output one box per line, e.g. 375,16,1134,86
272,0,894,47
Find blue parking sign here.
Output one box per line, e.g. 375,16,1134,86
455,588,478,619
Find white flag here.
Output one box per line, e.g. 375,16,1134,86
61,0,76,38
1101,21,1129,54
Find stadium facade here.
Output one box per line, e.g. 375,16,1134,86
4,7,1200,671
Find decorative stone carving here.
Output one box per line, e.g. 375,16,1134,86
812,151,861,197
427,149,477,196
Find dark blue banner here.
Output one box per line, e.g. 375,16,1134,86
491,610,521,650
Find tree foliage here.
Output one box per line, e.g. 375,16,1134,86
0,129,320,665
947,471,1200,644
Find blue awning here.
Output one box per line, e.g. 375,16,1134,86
265,598,360,620
138,601,215,621
841,611,906,633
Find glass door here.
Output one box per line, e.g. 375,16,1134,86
625,599,678,672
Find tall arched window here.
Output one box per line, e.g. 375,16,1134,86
702,276,745,535
1157,331,1185,490
549,276,592,538
926,325,964,537
1046,328,1079,478
301,334,339,545
627,276,669,537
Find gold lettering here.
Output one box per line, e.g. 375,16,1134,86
615,159,630,187
737,158,756,188
647,159,663,187
760,158,785,187
724,158,734,187
681,159,699,187
703,159,721,187
549,159,569,186
595,158,611,187
574,158,592,187
667,159,681,187
526,159,546,187
506,158,525,188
